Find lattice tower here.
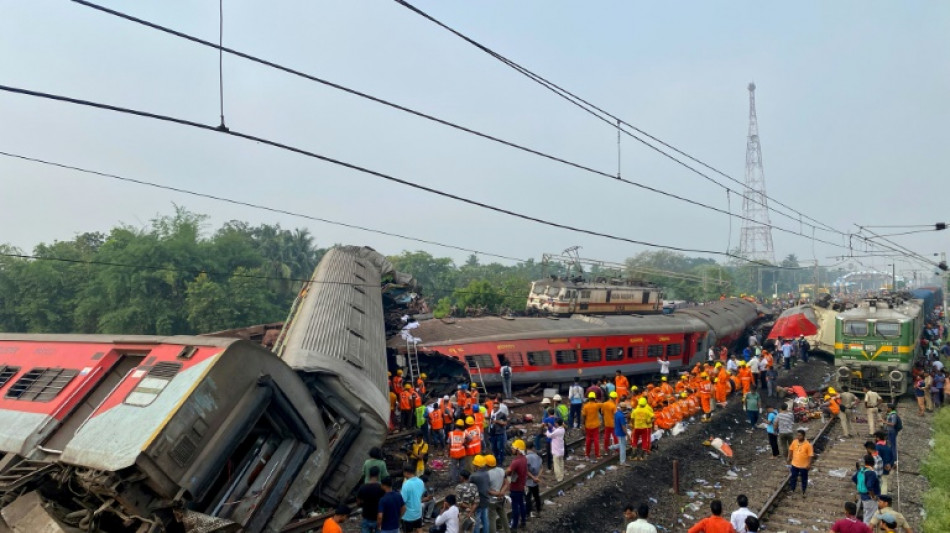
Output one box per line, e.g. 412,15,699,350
738,82,776,263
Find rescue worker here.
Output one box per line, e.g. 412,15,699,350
552,394,568,421
581,392,602,460
392,369,404,393
738,361,753,395
602,391,618,451
659,377,674,405
416,373,427,396
699,373,713,422
714,376,730,406
615,370,630,400
470,382,480,406
675,374,689,394
429,400,446,451
630,397,654,460
399,384,414,430
410,432,428,476
389,388,398,431
448,420,468,482
464,416,482,475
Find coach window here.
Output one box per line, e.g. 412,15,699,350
527,350,552,367
505,352,525,367
646,345,664,358
0,366,20,390
628,346,646,359
875,322,900,338
126,362,183,407
581,348,601,362
666,343,683,357
465,354,494,369
580,290,591,299
5,367,79,402
844,321,868,336
555,349,577,365
605,347,624,361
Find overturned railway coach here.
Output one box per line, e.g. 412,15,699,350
0,335,328,532
394,299,760,387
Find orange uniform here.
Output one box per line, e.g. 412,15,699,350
448,429,466,459
416,378,426,396
429,408,444,431
714,378,730,404
392,376,403,392
399,390,412,411
738,367,753,394
698,381,713,415
615,375,630,399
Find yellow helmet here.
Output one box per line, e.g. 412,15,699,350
472,455,486,468
823,394,831,400
701,372,708,378
511,439,526,451
420,373,427,379
714,378,719,383
828,387,837,395
738,361,746,366
681,375,688,380
609,391,618,398
588,392,597,399
465,416,475,425
715,362,722,368
631,385,639,391
485,455,497,467
661,377,668,382
680,392,688,398
471,382,478,388
455,419,465,427
637,398,647,406
404,384,412,389
397,369,403,375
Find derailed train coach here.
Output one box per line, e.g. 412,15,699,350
0,246,395,532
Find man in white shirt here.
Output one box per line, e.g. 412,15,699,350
434,495,459,533
730,494,757,533
863,385,883,435
726,356,738,373
625,503,658,533
658,356,670,377
707,347,716,363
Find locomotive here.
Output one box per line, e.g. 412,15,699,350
0,246,399,532
395,298,761,387
526,277,663,315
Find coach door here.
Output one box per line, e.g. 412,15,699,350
682,334,696,365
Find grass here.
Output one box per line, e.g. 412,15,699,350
922,407,950,533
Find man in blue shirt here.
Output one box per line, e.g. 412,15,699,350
614,404,630,465
377,477,404,533
764,406,778,458
400,465,426,533
851,455,880,524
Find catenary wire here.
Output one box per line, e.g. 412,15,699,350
392,0,846,237
65,1,845,251
0,151,527,263
0,83,812,270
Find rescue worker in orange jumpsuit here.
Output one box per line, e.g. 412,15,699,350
602,391,618,450
428,400,445,451
581,392,602,460
615,370,630,400
698,374,713,422
659,377,675,406
416,373,427,396
738,361,753,395
392,369,404,394
675,374,689,394
463,416,481,474
714,377,730,405
470,383,480,406
399,384,413,430
448,419,467,482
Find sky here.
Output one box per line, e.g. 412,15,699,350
1,1,949,281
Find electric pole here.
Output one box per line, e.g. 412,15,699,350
738,82,776,264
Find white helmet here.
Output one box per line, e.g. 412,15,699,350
552,394,563,402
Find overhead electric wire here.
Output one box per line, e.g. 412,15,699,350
0,83,811,270
65,0,846,253
392,0,846,237
0,150,527,263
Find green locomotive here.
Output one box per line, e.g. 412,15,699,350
834,296,924,398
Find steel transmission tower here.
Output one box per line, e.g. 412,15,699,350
738,82,776,264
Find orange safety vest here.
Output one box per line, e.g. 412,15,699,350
471,389,479,406
698,381,712,398
828,397,841,415
442,407,454,426
484,399,494,416
659,383,674,398
399,390,412,410
392,376,403,392
448,430,467,459
465,426,482,455
457,390,469,406
411,391,422,408
615,376,630,398
473,411,485,429
429,408,444,430
416,378,426,396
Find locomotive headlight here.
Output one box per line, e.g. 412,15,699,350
888,370,903,383
836,366,852,379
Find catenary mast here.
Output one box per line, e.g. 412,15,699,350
738,82,776,264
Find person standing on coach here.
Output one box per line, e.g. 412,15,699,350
499,358,513,400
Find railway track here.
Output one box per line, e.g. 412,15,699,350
755,413,897,531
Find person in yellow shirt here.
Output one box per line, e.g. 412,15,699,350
601,391,618,451
629,398,655,460
787,429,813,497
409,433,429,476
581,392,602,460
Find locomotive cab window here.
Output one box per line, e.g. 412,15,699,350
844,321,868,336
605,347,624,361
527,350,552,367
581,349,601,362
875,322,900,338
555,349,577,365
646,345,664,358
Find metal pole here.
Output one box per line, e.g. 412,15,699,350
673,459,680,494
892,263,896,291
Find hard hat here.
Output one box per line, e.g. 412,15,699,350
456,419,465,427
588,392,596,399
739,361,746,366
471,382,478,388
541,398,551,405
715,362,722,368
553,394,562,401
609,391,618,398
662,377,667,382
404,384,412,389
465,416,475,425
397,369,403,375
485,455,497,467
681,375,688,380
714,379,719,383
638,398,647,406
631,385,639,391
828,387,837,395
472,455,486,468
511,439,526,451
701,372,708,378
823,394,831,400
420,373,427,379
681,392,688,398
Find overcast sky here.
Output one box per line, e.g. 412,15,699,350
1,1,948,278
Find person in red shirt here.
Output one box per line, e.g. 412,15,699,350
830,501,871,533
507,439,529,529
322,504,350,533
688,500,736,533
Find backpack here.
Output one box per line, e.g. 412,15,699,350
893,413,903,432
856,469,868,493
502,366,512,379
